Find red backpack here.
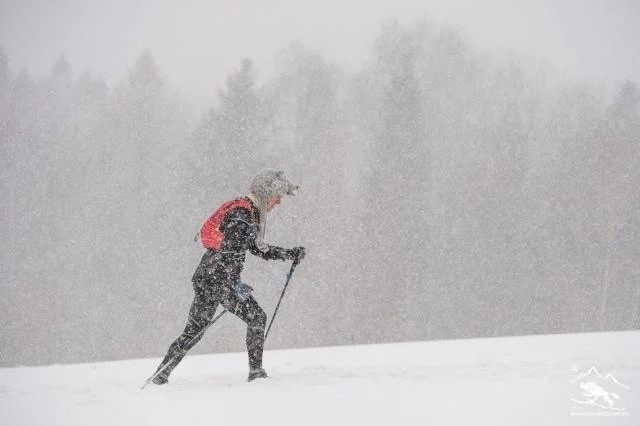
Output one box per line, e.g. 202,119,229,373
200,198,254,250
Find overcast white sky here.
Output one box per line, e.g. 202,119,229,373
1,0,639,108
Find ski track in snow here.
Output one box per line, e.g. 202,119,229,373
1,331,639,426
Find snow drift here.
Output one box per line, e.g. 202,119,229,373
1,331,638,425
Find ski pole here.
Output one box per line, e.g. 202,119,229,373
141,308,228,390
265,259,299,342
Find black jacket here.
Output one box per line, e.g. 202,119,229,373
192,198,290,290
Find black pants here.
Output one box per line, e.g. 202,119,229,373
156,282,267,378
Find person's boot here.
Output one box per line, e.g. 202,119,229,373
151,359,177,386
152,374,169,385
247,367,268,382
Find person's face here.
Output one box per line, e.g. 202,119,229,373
266,195,282,212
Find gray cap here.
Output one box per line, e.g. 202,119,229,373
249,170,298,202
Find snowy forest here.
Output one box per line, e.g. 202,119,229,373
1,19,639,367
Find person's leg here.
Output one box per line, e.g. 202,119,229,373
220,287,267,371
154,285,219,381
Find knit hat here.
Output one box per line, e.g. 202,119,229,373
250,170,298,202
249,170,298,252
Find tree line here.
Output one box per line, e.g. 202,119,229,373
1,19,638,366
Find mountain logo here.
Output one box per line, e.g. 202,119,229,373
570,366,630,413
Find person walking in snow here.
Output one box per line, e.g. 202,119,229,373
151,170,305,384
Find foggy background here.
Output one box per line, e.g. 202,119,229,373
1,0,639,367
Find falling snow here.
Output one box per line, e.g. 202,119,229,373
1,0,638,404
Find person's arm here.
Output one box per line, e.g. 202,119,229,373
251,241,305,263
222,208,292,261
249,240,291,261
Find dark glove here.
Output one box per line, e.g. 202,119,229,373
287,246,306,263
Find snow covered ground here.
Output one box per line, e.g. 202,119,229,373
1,331,638,425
